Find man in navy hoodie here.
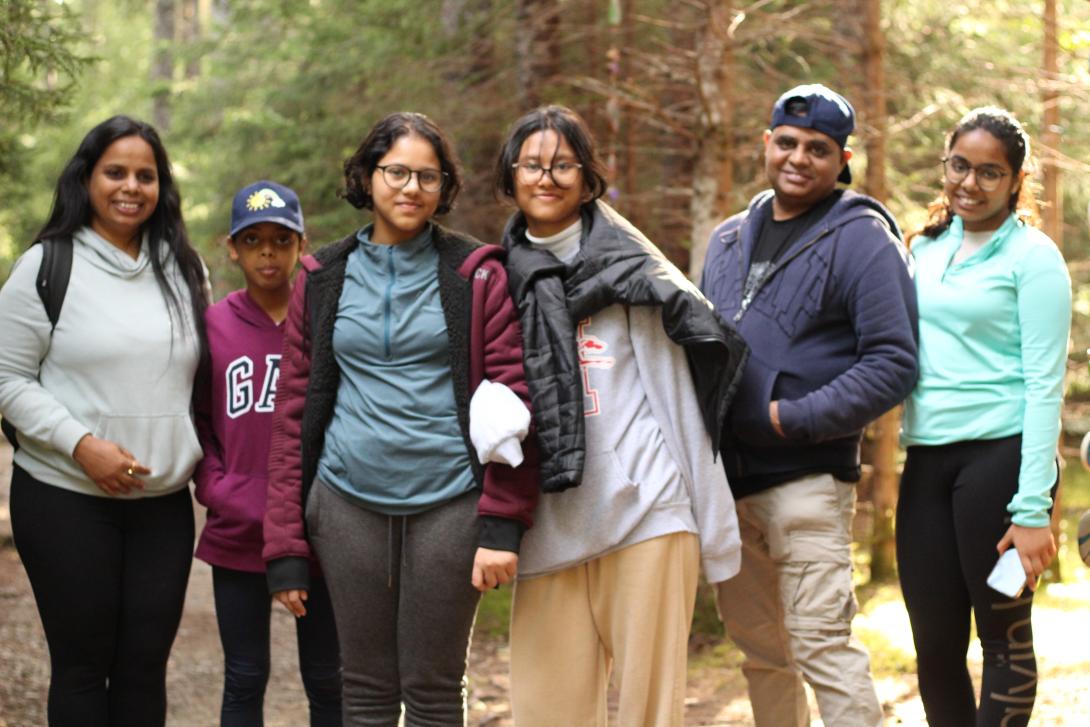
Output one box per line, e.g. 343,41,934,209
700,84,918,727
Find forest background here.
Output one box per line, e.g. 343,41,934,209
3,0,1090,587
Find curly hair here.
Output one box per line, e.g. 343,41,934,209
341,112,462,215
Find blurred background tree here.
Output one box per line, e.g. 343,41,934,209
2,0,1089,586
0,0,91,274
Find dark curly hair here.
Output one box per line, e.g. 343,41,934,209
913,106,1040,244
342,112,462,215
35,115,208,366
493,105,609,203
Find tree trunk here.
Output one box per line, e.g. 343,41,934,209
603,0,621,201
619,0,638,228
515,0,558,109
655,3,696,267
688,0,734,282
439,0,499,238
1041,0,1062,250
180,0,199,80
1042,0,1063,584
151,0,175,132
583,0,599,131
857,0,898,582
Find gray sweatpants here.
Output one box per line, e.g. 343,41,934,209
307,480,482,727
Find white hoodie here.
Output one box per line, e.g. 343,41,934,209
0,227,203,497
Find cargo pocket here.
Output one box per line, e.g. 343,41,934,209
781,559,856,632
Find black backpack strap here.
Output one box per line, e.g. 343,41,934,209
0,416,16,449
2,239,73,450
36,238,73,332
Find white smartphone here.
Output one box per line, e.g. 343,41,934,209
987,548,1028,599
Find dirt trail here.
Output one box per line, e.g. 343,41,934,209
1,440,1088,725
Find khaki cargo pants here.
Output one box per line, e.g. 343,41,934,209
715,473,883,727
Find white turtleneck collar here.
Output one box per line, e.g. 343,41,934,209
526,219,582,264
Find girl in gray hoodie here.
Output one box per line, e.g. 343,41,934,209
0,116,208,726
494,105,745,727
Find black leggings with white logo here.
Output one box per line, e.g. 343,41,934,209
10,464,194,727
897,435,1053,727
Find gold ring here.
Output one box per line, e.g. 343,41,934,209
126,465,135,476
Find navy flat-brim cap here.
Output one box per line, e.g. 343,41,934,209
771,84,855,184
230,180,305,237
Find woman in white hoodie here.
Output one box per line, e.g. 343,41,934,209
0,116,208,726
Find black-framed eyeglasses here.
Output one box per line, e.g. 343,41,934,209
941,156,1010,192
376,164,447,193
512,160,583,187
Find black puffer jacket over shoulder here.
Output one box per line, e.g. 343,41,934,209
502,200,749,492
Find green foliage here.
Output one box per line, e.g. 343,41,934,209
883,0,1090,253
0,0,92,271
474,584,513,639
691,580,725,642
1051,456,1090,583
1,1,1088,286
0,0,90,122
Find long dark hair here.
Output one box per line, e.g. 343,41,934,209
493,105,609,204
37,115,208,367
342,112,462,215
913,106,1040,244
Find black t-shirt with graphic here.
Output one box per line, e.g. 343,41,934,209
742,191,840,306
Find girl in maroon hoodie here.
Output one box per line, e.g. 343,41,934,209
193,181,341,726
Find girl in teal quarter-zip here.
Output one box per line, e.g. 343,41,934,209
319,223,478,512
897,107,1070,727
263,112,539,727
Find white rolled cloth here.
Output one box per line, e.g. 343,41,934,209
469,379,531,467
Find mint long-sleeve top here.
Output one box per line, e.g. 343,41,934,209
902,214,1070,527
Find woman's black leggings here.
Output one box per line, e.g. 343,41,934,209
897,435,1050,727
10,464,194,727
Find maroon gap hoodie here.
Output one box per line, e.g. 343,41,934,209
194,289,286,572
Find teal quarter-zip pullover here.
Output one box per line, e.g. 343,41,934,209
902,214,1070,527
317,225,474,514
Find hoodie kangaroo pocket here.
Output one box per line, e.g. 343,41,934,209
93,413,203,492
729,358,784,446
589,449,638,495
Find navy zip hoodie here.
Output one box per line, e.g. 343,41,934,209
700,189,918,498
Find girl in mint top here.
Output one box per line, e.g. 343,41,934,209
897,107,1069,727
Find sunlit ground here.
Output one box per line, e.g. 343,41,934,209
690,577,1090,726
689,461,1090,726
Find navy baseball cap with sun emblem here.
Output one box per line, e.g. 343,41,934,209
229,180,305,236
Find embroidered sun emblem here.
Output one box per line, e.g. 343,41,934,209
245,188,287,212
247,191,271,211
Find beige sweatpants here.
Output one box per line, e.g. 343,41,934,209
715,473,883,727
509,532,700,727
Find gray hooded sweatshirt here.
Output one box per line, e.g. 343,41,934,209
512,219,741,585
0,227,203,497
